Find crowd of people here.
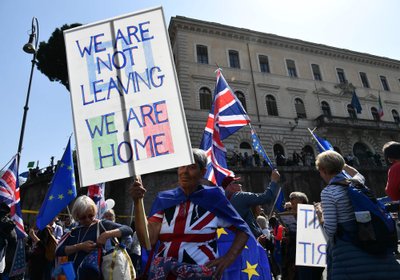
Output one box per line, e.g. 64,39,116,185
1,142,400,279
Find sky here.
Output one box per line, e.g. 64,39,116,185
1,0,399,175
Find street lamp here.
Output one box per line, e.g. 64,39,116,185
17,17,39,168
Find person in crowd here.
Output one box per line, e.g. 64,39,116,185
281,192,324,280
128,148,250,280
314,150,400,279
128,221,141,275
62,215,76,233
55,195,133,279
269,216,284,279
50,217,63,242
383,141,400,201
222,169,280,240
102,209,116,222
0,203,17,280
28,222,58,280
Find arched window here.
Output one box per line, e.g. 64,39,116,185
347,104,357,119
240,142,252,149
266,95,278,116
235,91,247,111
371,107,380,121
199,87,212,110
392,109,400,123
295,98,306,118
321,101,331,117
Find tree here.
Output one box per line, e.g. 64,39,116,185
36,23,81,91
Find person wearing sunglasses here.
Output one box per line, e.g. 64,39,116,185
55,195,133,279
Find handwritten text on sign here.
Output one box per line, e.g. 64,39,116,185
64,7,192,186
295,204,327,267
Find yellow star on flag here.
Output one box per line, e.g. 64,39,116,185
60,162,65,168
242,261,259,280
217,227,228,239
67,165,72,170
58,194,64,200
67,189,74,195
49,195,54,201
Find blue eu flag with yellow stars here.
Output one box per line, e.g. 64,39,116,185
36,138,77,230
217,228,272,280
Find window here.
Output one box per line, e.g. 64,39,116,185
321,101,331,117
266,95,278,116
199,87,212,110
347,104,357,119
380,75,390,91
259,55,270,73
371,107,380,121
295,98,306,118
196,45,208,64
392,110,400,123
229,50,240,68
359,72,370,88
286,59,297,77
235,91,246,111
337,68,347,84
311,64,322,81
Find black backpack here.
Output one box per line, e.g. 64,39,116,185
336,181,398,255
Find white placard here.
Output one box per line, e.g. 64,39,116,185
295,204,327,267
64,7,193,186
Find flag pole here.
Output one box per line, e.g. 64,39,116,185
307,127,325,152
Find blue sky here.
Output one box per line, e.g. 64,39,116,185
1,0,399,175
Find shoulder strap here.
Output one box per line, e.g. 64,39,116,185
99,220,119,245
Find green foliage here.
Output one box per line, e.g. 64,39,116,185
36,23,82,91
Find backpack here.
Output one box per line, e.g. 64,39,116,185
336,181,398,255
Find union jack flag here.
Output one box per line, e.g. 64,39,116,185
0,157,27,238
200,70,250,185
87,182,106,218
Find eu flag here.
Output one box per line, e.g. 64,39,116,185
250,126,274,169
308,129,334,153
218,228,272,280
36,138,77,230
351,91,362,114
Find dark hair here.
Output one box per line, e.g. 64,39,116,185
383,141,400,162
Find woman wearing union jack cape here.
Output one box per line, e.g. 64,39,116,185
128,148,254,280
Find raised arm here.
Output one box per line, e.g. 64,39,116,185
128,178,161,248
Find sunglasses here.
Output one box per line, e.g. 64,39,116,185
78,213,95,221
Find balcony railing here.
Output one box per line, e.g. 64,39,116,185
315,115,400,131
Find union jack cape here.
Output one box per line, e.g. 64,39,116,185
0,157,27,238
200,70,250,185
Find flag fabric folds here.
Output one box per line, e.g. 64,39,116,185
87,182,106,218
274,189,285,213
351,91,362,114
308,128,334,153
200,69,250,185
250,126,275,169
36,139,77,230
218,228,272,280
0,157,27,238
378,94,384,118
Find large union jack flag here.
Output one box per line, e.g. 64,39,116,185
0,157,27,238
200,70,250,185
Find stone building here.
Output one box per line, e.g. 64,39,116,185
168,16,400,166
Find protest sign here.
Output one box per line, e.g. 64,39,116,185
295,204,327,267
64,7,193,186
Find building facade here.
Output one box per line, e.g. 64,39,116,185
168,16,400,166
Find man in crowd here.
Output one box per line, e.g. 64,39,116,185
383,141,400,201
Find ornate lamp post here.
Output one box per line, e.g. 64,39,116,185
17,17,39,168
